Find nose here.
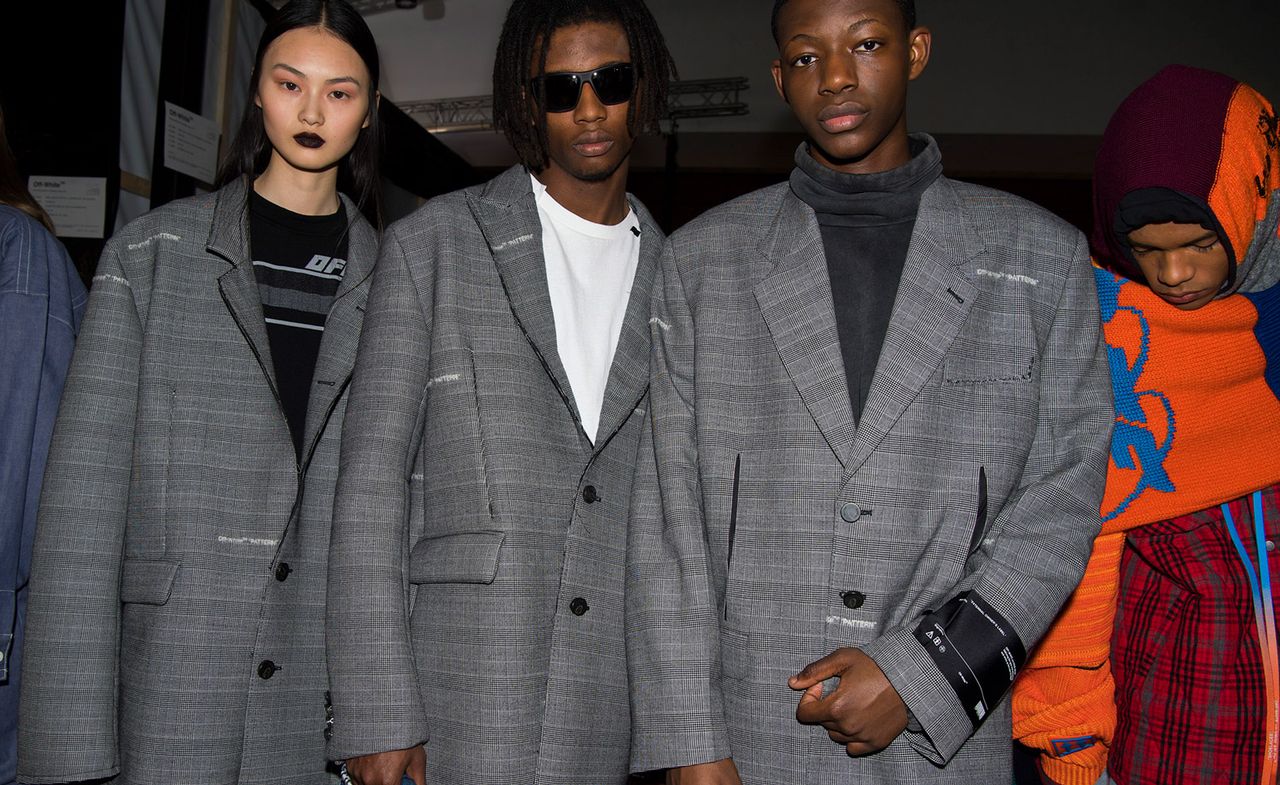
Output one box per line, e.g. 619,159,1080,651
299,91,323,126
574,82,607,124
1156,251,1196,288
820,53,858,95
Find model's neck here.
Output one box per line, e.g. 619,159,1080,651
534,162,631,225
253,154,341,216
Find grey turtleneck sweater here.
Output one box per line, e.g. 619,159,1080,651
789,133,943,423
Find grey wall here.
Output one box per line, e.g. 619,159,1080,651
365,0,1278,137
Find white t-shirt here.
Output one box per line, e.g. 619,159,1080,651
531,174,641,443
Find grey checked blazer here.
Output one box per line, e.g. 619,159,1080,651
627,172,1114,783
18,179,377,785
326,166,659,785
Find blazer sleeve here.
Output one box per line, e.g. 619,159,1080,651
18,246,139,783
326,224,432,759
862,230,1114,764
625,239,732,772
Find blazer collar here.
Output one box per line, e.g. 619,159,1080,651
301,203,377,468
468,165,656,452
593,199,660,453
755,176,985,474
754,190,859,466
207,177,379,468
468,166,581,435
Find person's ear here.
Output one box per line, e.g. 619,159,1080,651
907,27,932,81
771,58,788,104
363,90,380,129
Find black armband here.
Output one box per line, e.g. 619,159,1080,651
912,591,1026,729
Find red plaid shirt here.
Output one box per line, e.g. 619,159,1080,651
1109,483,1280,785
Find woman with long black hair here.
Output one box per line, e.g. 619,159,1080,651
18,3,381,783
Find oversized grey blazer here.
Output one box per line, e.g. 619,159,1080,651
17,179,377,785
326,165,659,784
627,174,1114,783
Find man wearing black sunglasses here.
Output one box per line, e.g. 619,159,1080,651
325,2,676,785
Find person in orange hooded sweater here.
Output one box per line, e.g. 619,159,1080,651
1012,65,1280,785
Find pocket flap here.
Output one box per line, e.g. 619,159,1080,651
408,531,504,585
120,558,181,605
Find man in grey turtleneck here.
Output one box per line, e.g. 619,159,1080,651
626,1,1113,784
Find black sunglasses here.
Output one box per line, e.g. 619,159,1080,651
532,63,635,113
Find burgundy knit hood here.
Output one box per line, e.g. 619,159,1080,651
1091,64,1280,296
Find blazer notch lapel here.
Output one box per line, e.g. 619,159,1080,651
300,203,378,465
754,194,857,468
845,178,983,477
210,180,281,405
468,168,583,432
592,205,659,451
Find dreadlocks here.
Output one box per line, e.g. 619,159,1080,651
770,0,916,43
493,0,676,172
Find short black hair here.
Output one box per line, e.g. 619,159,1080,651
493,0,676,172
770,0,917,44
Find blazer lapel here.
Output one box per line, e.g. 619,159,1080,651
469,167,582,433
844,177,982,478
592,202,659,452
209,179,280,404
300,202,378,468
754,193,858,469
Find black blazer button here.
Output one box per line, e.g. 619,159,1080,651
275,562,292,582
841,591,866,610
257,660,278,679
582,485,598,504
569,597,589,616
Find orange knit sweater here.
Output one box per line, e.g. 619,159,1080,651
1013,273,1280,784
1013,71,1280,785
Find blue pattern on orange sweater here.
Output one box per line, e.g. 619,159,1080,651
1096,267,1176,523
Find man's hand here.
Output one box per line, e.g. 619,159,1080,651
344,745,426,785
666,758,743,784
789,647,908,756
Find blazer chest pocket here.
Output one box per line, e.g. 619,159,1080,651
942,350,1036,386
942,310,1038,386
120,558,181,605
409,531,504,585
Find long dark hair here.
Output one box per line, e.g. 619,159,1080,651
215,0,382,222
0,105,55,233
493,0,676,172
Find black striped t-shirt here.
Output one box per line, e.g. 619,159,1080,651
249,190,348,458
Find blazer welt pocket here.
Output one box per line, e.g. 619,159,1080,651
120,558,181,605
942,353,1035,385
409,530,505,585
967,466,989,555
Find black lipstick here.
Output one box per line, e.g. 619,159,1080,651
294,133,324,149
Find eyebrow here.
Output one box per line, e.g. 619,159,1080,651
271,63,362,87
784,18,885,45
846,18,885,34
1129,230,1219,248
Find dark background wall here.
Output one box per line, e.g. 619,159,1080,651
3,3,127,279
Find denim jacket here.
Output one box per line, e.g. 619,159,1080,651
0,205,85,785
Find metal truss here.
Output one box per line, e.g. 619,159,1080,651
399,95,496,134
400,76,750,133
667,77,750,121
